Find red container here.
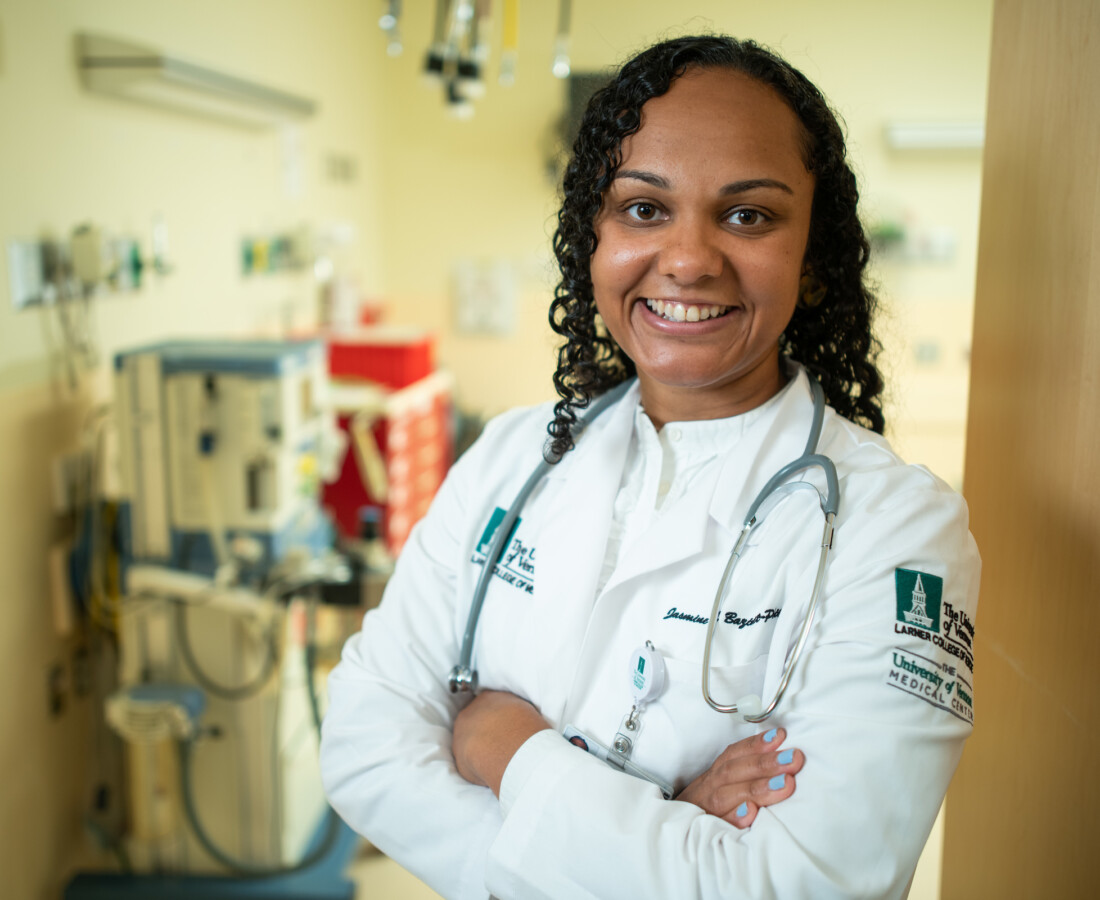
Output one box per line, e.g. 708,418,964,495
323,372,454,556
327,326,435,390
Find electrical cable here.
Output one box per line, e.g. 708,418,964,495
552,0,572,78
424,0,452,78
83,407,122,633
178,735,340,877
43,243,98,391
556,0,572,37
176,597,340,877
302,597,324,734
173,600,280,701
499,0,519,85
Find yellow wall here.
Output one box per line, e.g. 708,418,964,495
0,1,387,895
0,1,991,896
374,0,993,463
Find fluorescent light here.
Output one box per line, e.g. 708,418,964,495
77,33,316,129
884,122,984,151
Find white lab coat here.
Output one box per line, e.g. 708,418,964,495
321,367,980,900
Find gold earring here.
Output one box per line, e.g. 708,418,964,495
798,273,827,309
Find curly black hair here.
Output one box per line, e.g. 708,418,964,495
546,34,884,462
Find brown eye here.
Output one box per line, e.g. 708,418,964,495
626,203,660,222
728,208,768,227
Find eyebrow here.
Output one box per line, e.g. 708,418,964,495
615,169,794,196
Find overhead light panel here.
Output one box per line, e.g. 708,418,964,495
883,121,984,151
76,33,316,129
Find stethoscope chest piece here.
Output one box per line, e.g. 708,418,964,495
448,664,477,694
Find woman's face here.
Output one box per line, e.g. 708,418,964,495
591,67,815,427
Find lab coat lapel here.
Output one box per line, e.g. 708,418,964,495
532,384,638,716
596,468,716,596
598,369,818,595
708,367,819,534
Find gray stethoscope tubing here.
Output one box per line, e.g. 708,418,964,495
701,376,839,721
448,379,636,693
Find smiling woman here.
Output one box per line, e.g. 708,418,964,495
321,34,979,900
590,68,815,428
548,36,884,460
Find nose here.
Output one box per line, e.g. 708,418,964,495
656,217,724,284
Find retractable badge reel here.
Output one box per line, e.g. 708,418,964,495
561,639,674,798
612,640,667,760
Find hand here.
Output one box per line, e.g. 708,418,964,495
676,727,804,828
452,690,551,796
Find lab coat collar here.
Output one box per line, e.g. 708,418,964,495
596,453,717,596
595,370,804,595
708,364,823,536
528,384,638,718
540,379,640,485
542,368,821,596
534,379,639,598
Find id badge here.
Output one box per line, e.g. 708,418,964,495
562,724,674,800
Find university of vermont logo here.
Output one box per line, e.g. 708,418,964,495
895,568,943,634
476,507,520,557
890,567,974,717
472,507,536,595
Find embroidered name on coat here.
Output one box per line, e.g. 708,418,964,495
663,607,781,628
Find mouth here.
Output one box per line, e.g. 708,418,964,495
644,298,734,323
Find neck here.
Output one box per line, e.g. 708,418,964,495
638,355,787,431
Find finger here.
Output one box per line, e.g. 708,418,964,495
774,746,805,776
719,769,798,824
748,769,798,807
712,741,804,789
709,760,792,813
730,741,802,781
723,799,759,829
703,745,805,815
715,726,786,765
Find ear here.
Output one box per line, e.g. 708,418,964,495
797,272,827,310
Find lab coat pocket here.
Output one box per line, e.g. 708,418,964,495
638,653,768,790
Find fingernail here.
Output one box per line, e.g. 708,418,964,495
763,728,778,743
769,774,786,790
777,749,794,765
736,802,748,817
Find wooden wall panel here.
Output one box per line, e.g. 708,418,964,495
942,1,1100,897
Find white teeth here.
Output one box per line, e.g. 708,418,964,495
645,298,731,322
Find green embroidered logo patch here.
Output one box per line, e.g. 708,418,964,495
895,568,943,634
476,507,521,558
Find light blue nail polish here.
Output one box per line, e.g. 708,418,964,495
777,749,794,765
769,774,786,790
764,728,778,743
736,802,748,817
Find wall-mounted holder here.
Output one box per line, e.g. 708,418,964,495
6,221,170,311
240,229,313,277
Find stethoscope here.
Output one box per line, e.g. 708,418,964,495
448,374,839,725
